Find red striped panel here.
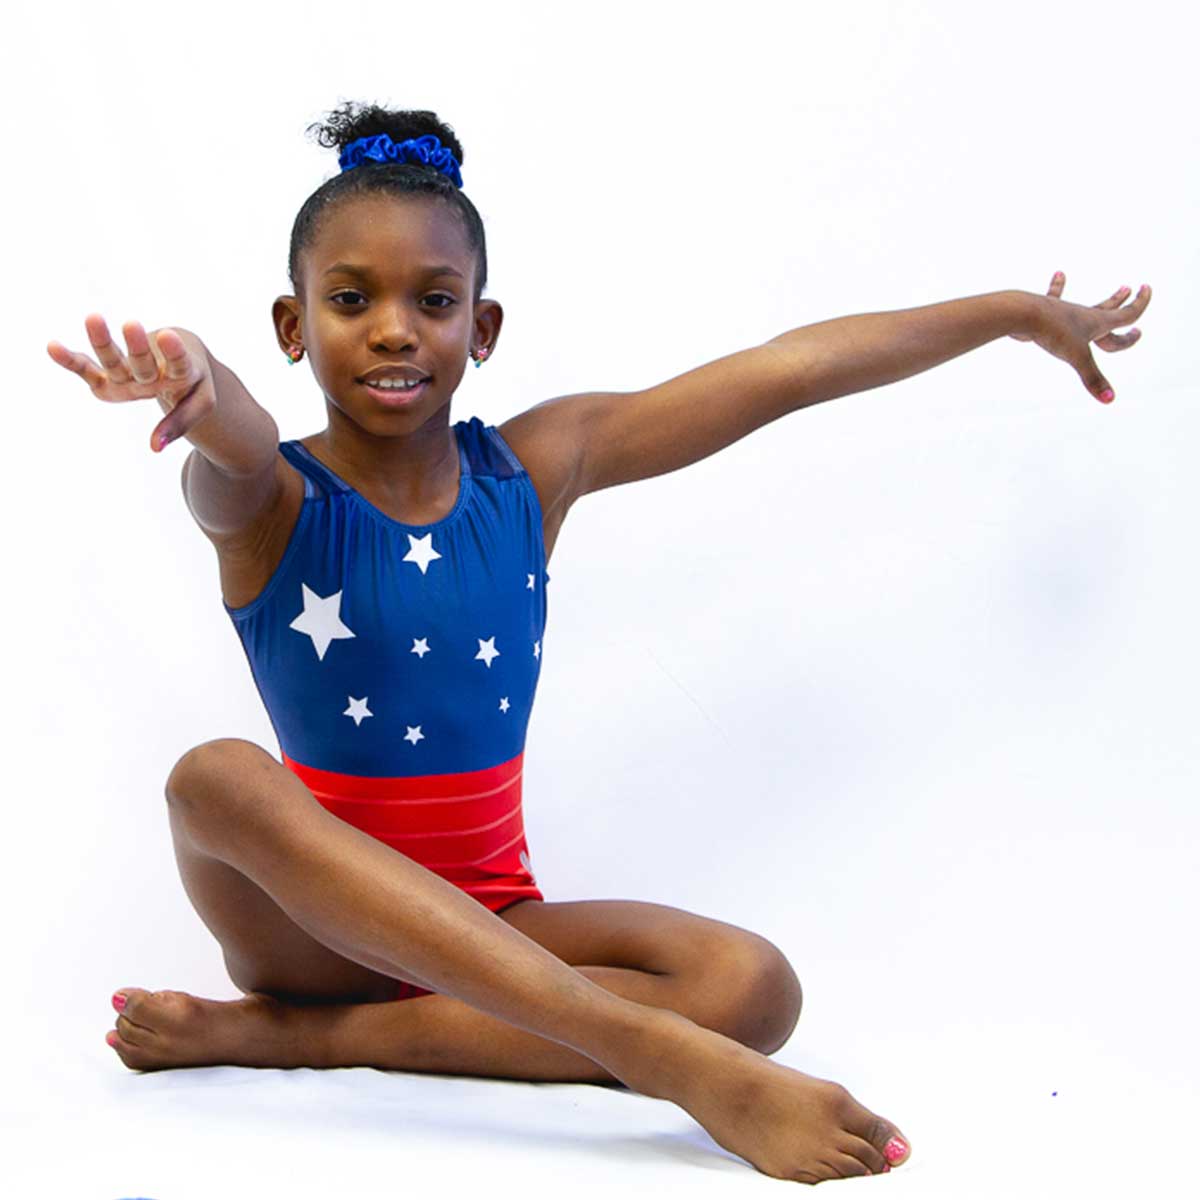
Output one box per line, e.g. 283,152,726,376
282,749,544,917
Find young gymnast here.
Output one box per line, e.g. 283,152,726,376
47,102,1150,1184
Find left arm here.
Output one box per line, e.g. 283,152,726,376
572,279,1147,498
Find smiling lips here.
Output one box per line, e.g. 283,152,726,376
362,377,430,405
360,366,431,386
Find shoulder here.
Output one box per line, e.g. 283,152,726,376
494,393,603,523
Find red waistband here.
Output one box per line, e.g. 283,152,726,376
282,750,539,884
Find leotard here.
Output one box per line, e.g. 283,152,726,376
223,417,550,963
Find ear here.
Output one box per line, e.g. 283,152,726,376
472,297,504,355
272,295,302,356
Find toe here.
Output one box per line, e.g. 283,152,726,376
107,1030,162,1072
112,986,149,1018
882,1131,911,1166
850,1108,912,1168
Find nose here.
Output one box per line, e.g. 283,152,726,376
368,301,420,351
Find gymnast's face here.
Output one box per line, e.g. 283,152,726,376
277,194,500,433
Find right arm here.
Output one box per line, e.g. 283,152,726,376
48,316,283,543
168,330,283,541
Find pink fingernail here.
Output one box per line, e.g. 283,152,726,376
884,1137,908,1163
112,992,127,1011
1099,389,1114,403
106,1030,118,1047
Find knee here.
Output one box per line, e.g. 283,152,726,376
164,738,268,809
726,938,804,1056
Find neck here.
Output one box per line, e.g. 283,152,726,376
315,407,459,501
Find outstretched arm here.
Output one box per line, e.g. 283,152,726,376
569,275,1149,498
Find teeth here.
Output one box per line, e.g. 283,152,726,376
371,378,424,390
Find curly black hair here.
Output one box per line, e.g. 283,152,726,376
288,100,488,304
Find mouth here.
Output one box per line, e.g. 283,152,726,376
361,377,431,406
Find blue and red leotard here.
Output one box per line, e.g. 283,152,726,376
223,417,550,944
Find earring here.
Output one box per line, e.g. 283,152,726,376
285,346,303,364
472,347,489,368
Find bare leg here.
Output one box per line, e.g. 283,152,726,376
122,740,910,1182
108,958,788,1080
160,741,681,1090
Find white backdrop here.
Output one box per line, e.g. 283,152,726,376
7,1,1195,1196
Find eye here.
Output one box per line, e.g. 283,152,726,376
329,291,456,310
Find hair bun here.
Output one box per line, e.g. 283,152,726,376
307,102,466,175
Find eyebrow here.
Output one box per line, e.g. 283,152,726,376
322,261,464,280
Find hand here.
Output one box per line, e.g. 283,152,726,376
47,315,216,452
1009,272,1151,403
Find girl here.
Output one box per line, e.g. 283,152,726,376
47,102,1150,1185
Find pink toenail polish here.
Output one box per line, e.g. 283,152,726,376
106,1031,118,1047
112,992,127,1011
884,1137,908,1163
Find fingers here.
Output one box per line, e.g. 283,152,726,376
1112,283,1152,322
45,338,108,393
1094,283,1150,355
1095,327,1142,352
1050,273,1152,326
152,327,197,382
1097,284,1133,310
121,320,163,385
1078,346,1114,403
1064,277,1151,401
46,314,147,401
84,314,135,385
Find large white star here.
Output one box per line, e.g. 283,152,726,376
499,696,510,713
475,636,500,668
344,696,373,726
289,584,356,661
404,725,425,745
411,637,431,658
403,532,442,575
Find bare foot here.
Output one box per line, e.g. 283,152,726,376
665,1020,911,1182
106,987,310,1071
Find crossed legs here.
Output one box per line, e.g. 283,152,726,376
111,738,803,1080
105,739,914,1184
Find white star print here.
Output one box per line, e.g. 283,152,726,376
404,726,425,745
476,636,500,668
533,640,541,659
519,849,535,880
344,697,373,726
526,573,534,590
499,697,510,713
411,637,431,658
289,584,356,661
403,532,442,575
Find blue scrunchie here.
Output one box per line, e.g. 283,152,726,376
338,133,464,188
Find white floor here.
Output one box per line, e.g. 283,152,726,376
8,959,1195,1197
